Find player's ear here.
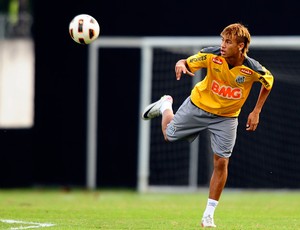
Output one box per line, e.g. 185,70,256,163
238,42,245,51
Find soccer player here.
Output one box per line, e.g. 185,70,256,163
141,23,274,228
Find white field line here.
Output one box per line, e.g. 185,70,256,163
0,219,55,229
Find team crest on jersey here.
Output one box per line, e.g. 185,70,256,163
235,76,245,84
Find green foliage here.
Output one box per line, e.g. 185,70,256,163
0,188,299,229
0,0,32,13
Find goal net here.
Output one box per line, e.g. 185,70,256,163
88,36,300,192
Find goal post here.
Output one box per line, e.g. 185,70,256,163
87,36,300,191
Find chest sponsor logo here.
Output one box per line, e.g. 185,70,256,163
211,80,242,99
212,57,223,65
240,68,253,75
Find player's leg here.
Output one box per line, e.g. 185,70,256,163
161,109,174,141
201,117,237,228
209,155,229,200
142,96,202,142
165,97,208,143
201,155,229,228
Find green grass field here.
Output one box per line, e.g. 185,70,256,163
0,188,299,229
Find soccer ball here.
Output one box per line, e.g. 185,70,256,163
69,14,100,45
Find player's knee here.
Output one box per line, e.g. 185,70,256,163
214,155,229,171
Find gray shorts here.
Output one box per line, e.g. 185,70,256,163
166,97,238,158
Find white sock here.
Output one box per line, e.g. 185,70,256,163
203,198,218,218
160,100,173,114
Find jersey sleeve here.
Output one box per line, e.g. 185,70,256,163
186,52,209,73
244,56,274,90
186,46,220,73
258,66,274,90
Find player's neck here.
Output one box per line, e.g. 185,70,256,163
226,54,245,67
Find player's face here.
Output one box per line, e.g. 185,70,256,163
220,35,241,58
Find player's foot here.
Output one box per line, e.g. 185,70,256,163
201,215,216,228
141,95,173,120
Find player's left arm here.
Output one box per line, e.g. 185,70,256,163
246,68,274,131
246,86,272,131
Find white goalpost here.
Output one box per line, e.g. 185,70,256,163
87,36,300,191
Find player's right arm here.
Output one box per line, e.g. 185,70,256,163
175,59,195,80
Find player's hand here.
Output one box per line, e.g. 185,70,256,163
246,111,259,131
175,60,194,80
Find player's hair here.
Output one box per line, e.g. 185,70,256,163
221,23,251,55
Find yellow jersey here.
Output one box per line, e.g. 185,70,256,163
187,47,274,117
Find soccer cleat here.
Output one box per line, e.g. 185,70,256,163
201,215,216,228
141,95,173,120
